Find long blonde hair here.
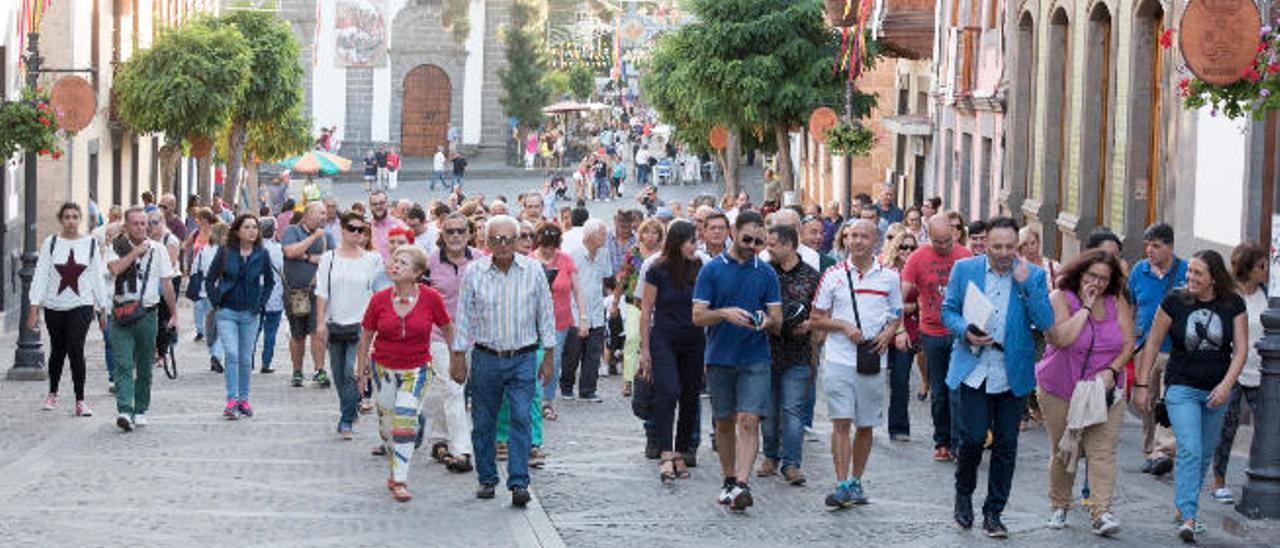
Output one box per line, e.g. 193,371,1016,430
883,231,918,269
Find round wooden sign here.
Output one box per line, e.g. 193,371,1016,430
49,76,95,132
1179,0,1262,86
188,135,213,158
809,107,839,144
708,125,728,150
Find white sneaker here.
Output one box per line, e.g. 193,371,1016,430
116,413,133,432
1092,512,1121,536
1047,508,1068,529
1211,487,1234,504
133,414,148,427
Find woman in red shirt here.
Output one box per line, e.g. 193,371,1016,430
356,246,453,502
529,221,587,420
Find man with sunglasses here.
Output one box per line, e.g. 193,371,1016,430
451,215,557,508
423,213,479,472
692,211,782,512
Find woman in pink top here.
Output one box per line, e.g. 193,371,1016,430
1035,249,1134,536
529,221,587,419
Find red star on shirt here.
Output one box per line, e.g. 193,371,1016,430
54,248,87,295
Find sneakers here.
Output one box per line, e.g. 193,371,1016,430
338,423,353,441
1211,487,1235,504
133,414,148,426
1178,521,1197,543
890,433,910,443
511,486,532,508
224,399,239,420
313,370,331,388
41,393,58,410
933,446,953,462
717,477,736,505
728,483,753,512
291,371,304,387
210,357,223,373
983,514,1009,538
237,400,254,418
1046,508,1068,529
108,382,116,394
824,481,855,509
561,391,575,400
1150,455,1174,476
116,413,134,432
782,465,806,486
476,483,496,499
579,393,603,402
74,401,93,417
1092,512,1121,537
846,477,868,504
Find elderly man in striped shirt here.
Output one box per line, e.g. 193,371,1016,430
450,215,557,509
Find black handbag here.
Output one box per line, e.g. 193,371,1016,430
631,375,654,420
845,267,882,375
113,251,154,327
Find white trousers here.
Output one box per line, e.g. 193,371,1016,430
424,341,473,455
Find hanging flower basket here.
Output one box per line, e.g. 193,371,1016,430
1171,25,1280,120
825,0,859,28
0,88,74,159
824,120,876,156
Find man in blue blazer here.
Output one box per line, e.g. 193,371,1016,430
940,217,1055,538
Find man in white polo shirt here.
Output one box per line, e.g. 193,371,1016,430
812,219,902,508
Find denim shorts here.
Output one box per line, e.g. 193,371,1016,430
706,362,772,420
821,363,884,427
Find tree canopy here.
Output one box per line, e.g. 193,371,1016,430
568,63,595,101
500,0,551,131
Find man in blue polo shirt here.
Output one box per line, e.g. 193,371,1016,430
1127,222,1187,476
692,210,782,512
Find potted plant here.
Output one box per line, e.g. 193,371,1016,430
0,88,74,159
825,0,859,27
1172,26,1280,120
824,120,876,156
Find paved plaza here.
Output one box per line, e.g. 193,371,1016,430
1,169,1277,547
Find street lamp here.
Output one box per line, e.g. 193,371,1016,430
8,32,47,380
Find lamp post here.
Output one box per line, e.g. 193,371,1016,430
8,32,46,381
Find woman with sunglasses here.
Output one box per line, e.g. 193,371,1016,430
882,230,919,442
315,212,385,439
205,214,275,419
530,221,588,421
1035,249,1133,536
1135,250,1247,542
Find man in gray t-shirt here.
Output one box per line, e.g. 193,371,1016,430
281,202,337,388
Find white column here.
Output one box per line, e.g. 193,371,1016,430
462,0,486,145
311,0,347,138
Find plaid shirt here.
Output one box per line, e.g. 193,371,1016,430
606,228,636,276
769,258,820,368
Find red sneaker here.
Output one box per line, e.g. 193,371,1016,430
933,446,953,462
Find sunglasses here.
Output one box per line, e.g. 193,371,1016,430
148,220,162,226
444,228,468,236
740,235,764,247
488,235,518,246
344,224,369,233
519,232,534,240
899,245,917,251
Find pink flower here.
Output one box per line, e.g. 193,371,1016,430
1159,28,1175,49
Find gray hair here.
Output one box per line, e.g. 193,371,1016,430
485,214,520,238
772,208,800,227
583,218,607,236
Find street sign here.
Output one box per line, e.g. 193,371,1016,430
1179,0,1262,86
49,76,94,132
809,107,838,144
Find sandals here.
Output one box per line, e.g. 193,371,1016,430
446,454,473,473
390,482,412,502
431,441,451,463
659,456,677,484
622,382,632,397
672,455,691,480
542,403,558,421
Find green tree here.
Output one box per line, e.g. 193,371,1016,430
543,69,571,99
442,0,471,44
643,0,876,195
499,0,551,132
211,10,304,206
114,19,252,194
568,63,595,101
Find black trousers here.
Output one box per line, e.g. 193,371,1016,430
46,306,95,400
649,328,705,453
560,326,605,397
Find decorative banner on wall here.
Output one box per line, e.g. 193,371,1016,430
334,0,387,68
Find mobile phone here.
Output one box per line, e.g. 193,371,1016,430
752,310,766,328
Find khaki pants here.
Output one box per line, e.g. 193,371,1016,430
1140,354,1178,460
1040,388,1126,519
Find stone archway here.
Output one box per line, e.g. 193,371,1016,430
400,64,452,156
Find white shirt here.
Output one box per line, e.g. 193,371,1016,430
106,241,176,308
433,151,447,171
562,227,585,255
1241,287,1266,387
571,245,611,328
194,245,219,300
813,258,902,368
759,244,820,273
315,250,384,326
263,240,285,312
30,235,110,311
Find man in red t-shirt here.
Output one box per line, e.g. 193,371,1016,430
901,214,972,462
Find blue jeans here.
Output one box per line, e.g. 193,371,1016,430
197,298,224,363
470,348,536,489
920,334,959,450
761,365,811,469
954,383,1023,517
542,329,569,402
432,170,447,190
329,333,362,428
258,310,283,370
1166,384,1229,521
887,347,915,437
594,177,609,199
452,173,465,187
215,308,260,401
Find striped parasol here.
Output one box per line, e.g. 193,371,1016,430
279,149,352,175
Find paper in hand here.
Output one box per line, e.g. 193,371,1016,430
963,282,995,334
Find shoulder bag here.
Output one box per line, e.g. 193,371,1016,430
184,245,204,301
285,227,325,317
113,249,154,327
845,267,883,375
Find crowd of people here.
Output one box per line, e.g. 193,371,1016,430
27,176,1266,544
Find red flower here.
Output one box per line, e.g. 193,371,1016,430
39,148,49,156
1259,41,1269,54
52,150,61,160
1159,28,1175,49
1178,77,1191,96
38,116,50,126
1270,63,1280,74
1244,67,1263,81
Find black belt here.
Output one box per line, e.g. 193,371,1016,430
475,343,538,358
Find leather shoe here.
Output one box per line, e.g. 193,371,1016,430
954,494,974,530
1150,456,1174,476
511,486,531,508
476,483,496,499
983,514,1008,538
1141,458,1155,474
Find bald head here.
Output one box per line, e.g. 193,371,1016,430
927,213,955,254
772,208,800,228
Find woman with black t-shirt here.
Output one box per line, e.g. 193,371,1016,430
1135,250,1247,543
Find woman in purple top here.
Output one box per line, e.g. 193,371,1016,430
1035,249,1134,536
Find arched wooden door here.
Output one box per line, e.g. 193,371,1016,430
400,65,450,156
